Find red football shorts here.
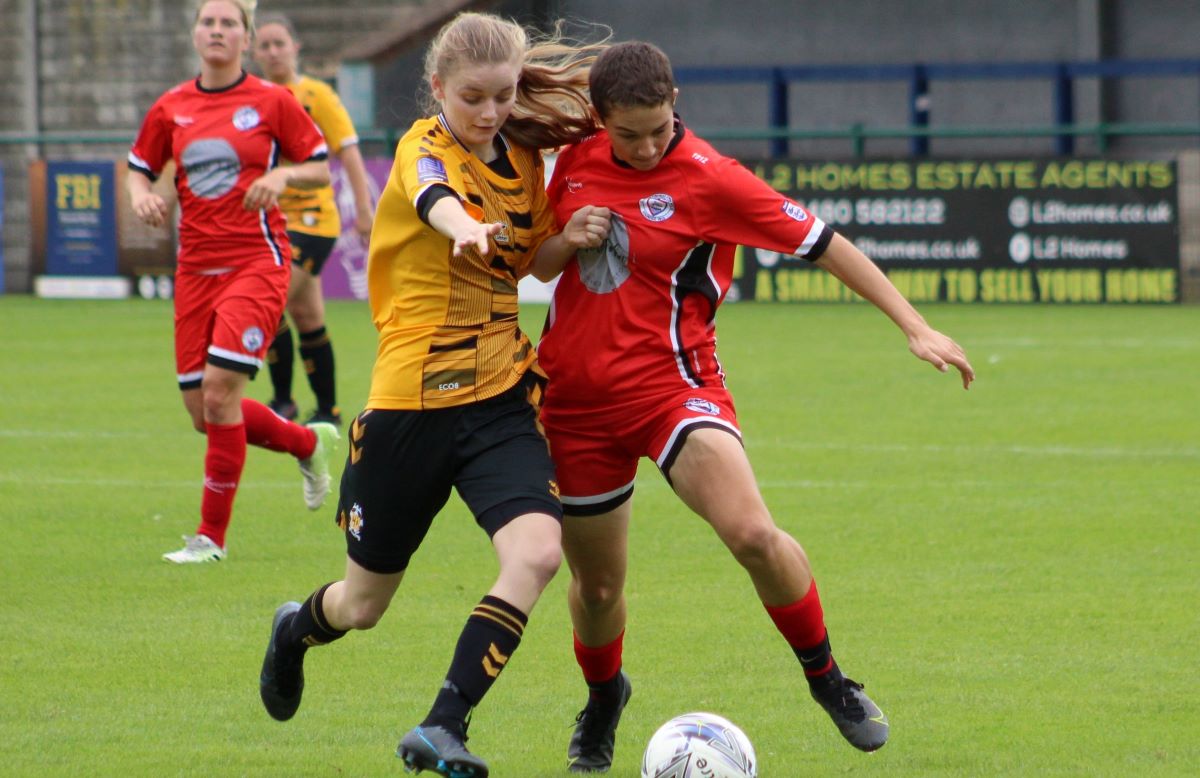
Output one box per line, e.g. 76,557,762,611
173,262,289,389
541,385,742,515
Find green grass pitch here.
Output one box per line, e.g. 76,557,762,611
1,296,1197,776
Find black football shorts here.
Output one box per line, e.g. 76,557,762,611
335,372,562,574
288,231,338,276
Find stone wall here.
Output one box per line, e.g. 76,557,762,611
0,0,415,292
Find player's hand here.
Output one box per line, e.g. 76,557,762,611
242,169,289,211
563,205,611,250
131,191,169,228
908,326,975,389
354,210,374,247
452,221,504,257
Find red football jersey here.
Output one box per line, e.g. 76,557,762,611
128,72,328,270
538,121,832,406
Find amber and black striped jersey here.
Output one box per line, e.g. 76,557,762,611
365,113,556,410
278,75,359,238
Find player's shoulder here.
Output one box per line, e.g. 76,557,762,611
155,78,197,104
400,116,458,156
243,75,294,103
297,74,337,101
506,139,544,168
555,130,608,170
674,129,732,172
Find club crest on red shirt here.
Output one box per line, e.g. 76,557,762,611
639,193,675,222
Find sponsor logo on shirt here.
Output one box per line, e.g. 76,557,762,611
417,156,449,183
639,193,675,222
174,115,195,127
182,137,241,200
565,177,583,193
691,152,709,164
232,106,261,131
347,502,364,540
684,397,721,416
241,326,264,352
782,200,809,222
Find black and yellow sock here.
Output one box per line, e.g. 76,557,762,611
267,316,294,405
299,326,336,415
423,595,528,729
281,582,348,652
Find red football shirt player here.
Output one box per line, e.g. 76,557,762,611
537,42,975,772
127,0,340,564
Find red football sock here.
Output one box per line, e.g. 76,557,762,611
574,630,624,685
764,580,826,648
241,398,316,458
197,421,247,549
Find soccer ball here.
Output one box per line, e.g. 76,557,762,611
641,712,757,778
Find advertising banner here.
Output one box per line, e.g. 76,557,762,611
736,158,1180,304
45,160,118,276
322,156,389,301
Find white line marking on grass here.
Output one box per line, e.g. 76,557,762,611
968,337,1200,349
0,429,172,439
759,441,1199,460
0,474,299,490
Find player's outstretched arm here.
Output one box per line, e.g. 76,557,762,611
427,196,502,257
815,232,975,389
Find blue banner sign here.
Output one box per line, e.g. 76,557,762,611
45,161,118,276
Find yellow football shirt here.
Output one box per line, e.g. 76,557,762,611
365,114,555,410
278,75,359,238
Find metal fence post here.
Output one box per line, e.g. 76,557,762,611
1055,62,1075,155
909,64,930,156
769,68,789,158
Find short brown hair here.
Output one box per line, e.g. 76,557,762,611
588,41,674,120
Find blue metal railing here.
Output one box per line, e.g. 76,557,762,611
3,58,1199,158
674,58,1200,156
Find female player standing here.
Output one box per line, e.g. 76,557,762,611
127,0,340,564
253,13,376,427
257,13,609,777
537,40,975,772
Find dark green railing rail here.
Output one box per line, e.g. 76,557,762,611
3,122,1197,158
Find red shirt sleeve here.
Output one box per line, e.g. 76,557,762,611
128,97,171,180
546,143,581,229
270,88,329,164
694,152,832,261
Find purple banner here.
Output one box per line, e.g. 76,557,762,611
323,156,392,300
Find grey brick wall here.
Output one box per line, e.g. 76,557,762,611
1,0,415,293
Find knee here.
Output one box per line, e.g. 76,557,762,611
523,539,563,589
341,599,388,631
201,383,238,420
722,516,780,568
573,569,624,614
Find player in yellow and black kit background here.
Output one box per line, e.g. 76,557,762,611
256,12,611,777
254,13,375,427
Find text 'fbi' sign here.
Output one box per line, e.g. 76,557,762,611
45,160,118,276
737,159,1179,304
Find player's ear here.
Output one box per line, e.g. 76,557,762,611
431,73,445,103
589,104,605,128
